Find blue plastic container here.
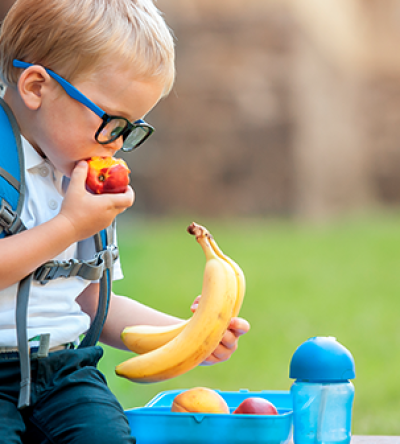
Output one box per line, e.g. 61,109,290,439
289,337,356,444
125,389,293,444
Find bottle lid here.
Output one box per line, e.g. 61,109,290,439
289,336,355,382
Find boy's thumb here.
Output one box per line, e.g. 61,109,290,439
70,161,88,186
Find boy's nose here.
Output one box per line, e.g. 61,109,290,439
105,137,124,155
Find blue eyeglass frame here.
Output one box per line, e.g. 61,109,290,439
12,59,154,151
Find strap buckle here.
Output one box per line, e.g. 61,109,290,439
33,245,119,285
34,258,82,284
0,199,25,235
101,244,119,269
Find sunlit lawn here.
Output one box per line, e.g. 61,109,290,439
98,213,400,436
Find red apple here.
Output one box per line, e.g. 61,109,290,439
86,156,130,194
232,397,278,415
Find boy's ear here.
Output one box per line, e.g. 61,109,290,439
17,65,52,110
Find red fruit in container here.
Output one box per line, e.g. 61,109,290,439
233,397,279,415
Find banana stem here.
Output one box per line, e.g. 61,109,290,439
187,222,216,261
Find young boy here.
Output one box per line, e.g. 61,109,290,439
0,0,250,442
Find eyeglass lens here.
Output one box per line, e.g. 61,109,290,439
97,118,151,151
97,118,128,143
123,127,150,150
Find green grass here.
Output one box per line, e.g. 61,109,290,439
98,213,400,436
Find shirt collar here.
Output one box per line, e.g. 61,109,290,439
22,136,47,171
21,136,65,192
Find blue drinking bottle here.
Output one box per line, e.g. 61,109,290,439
289,337,356,444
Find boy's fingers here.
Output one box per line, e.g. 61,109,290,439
69,161,89,187
190,295,201,312
220,329,238,349
228,317,250,337
73,160,89,172
111,185,135,208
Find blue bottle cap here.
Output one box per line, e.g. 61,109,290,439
289,336,355,382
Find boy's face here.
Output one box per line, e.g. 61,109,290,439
31,63,164,177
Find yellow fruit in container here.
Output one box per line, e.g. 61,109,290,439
171,387,230,414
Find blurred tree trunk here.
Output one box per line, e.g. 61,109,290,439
288,0,400,220
288,0,374,220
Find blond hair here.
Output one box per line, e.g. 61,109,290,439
0,0,175,96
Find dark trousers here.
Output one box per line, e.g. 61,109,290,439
0,346,135,444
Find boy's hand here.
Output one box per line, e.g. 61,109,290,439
190,296,250,365
201,317,250,365
60,161,134,240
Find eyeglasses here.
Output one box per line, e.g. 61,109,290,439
13,59,155,152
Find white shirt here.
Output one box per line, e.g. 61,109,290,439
0,137,123,347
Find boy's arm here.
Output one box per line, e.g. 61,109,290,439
0,162,134,290
0,212,88,290
76,283,183,350
77,283,250,364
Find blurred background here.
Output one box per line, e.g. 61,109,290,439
123,0,400,221
100,0,400,437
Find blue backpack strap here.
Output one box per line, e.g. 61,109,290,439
0,98,26,237
0,99,33,409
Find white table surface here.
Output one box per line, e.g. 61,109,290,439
292,436,400,444
289,438,400,444
352,438,400,444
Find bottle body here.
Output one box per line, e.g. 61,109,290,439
291,381,354,444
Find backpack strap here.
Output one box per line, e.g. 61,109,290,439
0,98,33,409
16,273,33,409
16,223,117,409
16,225,117,409
0,98,26,237
78,224,114,348
33,243,118,283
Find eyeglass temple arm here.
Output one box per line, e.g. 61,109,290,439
12,60,105,119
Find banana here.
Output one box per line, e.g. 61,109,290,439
121,320,190,355
206,227,245,318
120,223,245,355
115,223,237,383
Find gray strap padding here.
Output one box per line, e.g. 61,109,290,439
16,273,33,410
37,333,50,358
78,266,110,348
78,228,114,348
34,247,118,284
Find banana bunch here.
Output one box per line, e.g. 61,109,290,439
115,222,245,383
